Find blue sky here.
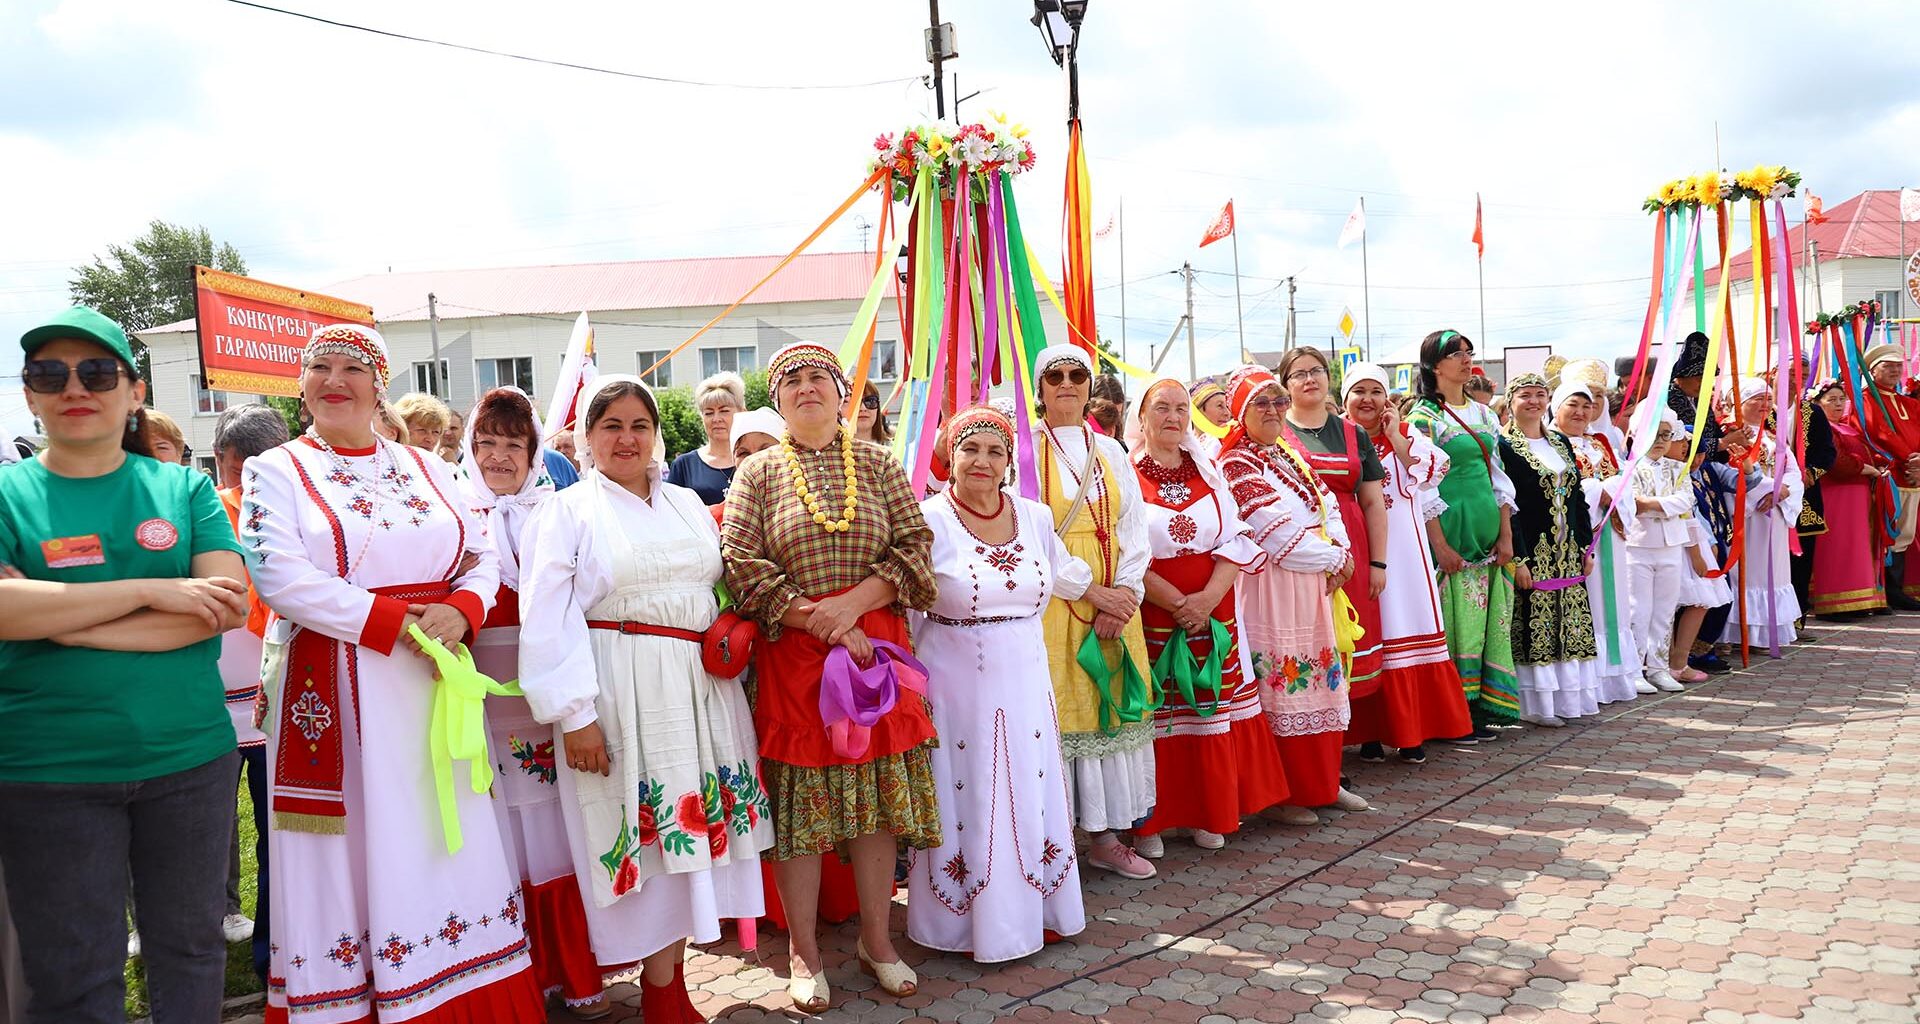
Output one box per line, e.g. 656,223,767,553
4,0,1917,436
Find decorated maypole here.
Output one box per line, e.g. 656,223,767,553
1628,165,1803,662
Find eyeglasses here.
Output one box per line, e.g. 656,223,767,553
1245,396,1285,412
1442,348,1476,362
1042,367,1090,386
22,358,127,394
861,394,881,410
1285,366,1330,383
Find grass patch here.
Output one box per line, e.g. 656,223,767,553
123,774,265,1020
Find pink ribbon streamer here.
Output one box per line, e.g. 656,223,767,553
1529,575,1589,592
818,639,929,761
978,170,1005,406
908,181,973,497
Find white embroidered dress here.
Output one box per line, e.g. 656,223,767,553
1719,437,1804,648
517,469,770,964
906,492,1090,963
1371,426,1456,677
1567,431,1644,704
243,437,538,1024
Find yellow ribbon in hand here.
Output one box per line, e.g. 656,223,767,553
1329,588,1364,686
410,625,522,855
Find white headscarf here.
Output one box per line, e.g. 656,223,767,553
1549,378,1596,418
729,406,787,449
1032,343,1093,385
458,387,555,589
574,374,665,473
1340,361,1391,402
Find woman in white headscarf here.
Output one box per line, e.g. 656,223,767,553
1713,376,1804,649
518,374,772,1024
1127,378,1284,855
1552,377,1645,704
458,387,611,1019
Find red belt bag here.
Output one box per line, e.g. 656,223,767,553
586,614,759,679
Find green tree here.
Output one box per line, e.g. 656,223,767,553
263,395,304,437
656,369,775,460
69,220,248,381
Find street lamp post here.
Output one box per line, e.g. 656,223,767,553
1030,1,1087,118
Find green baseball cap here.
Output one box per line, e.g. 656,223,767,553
20,306,138,368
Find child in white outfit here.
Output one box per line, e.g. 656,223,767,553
1625,407,1695,691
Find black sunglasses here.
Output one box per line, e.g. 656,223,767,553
1042,367,1091,386
22,358,127,394
861,394,881,410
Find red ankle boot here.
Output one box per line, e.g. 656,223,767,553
641,965,706,1024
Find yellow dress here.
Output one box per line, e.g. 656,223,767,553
1038,427,1159,831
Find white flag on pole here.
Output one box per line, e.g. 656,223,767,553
1901,187,1920,223
1337,198,1367,250
544,312,599,437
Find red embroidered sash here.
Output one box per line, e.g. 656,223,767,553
273,580,453,835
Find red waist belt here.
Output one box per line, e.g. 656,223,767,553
273,580,452,836
587,619,701,643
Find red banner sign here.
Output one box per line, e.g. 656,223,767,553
192,267,374,397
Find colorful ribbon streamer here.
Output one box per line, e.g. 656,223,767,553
412,625,523,856
819,639,928,761
1150,618,1230,720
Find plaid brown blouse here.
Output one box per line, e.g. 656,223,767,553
721,435,936,640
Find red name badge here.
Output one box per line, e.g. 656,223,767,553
42,534,105,569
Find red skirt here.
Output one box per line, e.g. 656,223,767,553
1344,655,1473,748
752,604,933,769
1273,731,1344,807
1137,553,1289,834
521,874,604,1003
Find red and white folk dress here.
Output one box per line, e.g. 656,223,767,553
1130,446,1288,835
243,436,546,1024
1342,424,1473,748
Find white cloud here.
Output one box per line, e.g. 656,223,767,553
2,0,1916,437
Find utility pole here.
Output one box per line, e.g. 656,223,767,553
1285,275,1297,349
1184,261,1197,380
427,292,443,398
925,2,952,118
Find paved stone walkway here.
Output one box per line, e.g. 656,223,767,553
539,615,1918,1022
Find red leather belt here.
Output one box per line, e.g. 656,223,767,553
586,620,702,643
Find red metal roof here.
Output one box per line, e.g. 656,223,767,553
143,251,882,333
1703,189,1913,288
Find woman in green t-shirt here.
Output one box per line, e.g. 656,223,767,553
0,307,250,1024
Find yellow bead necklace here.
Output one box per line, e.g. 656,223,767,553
781,427,859,533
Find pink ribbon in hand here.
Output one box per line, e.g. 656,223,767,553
819,639,928,760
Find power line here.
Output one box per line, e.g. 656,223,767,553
222,1,920,91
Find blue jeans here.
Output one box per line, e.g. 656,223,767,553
239,744,271,983
0,751,238,1024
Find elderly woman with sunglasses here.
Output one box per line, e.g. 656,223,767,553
0,307,250,1024
1030,344,1160,880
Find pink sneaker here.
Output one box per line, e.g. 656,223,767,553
1087,838,1157,879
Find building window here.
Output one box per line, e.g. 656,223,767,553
194,455,218,479
700,346,756,377
636,351,672,388
476,356,534,396
192,374,229,416
1877,288,1903,322
868,339,899,383
412,360,449,395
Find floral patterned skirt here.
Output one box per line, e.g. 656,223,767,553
763,744,943,861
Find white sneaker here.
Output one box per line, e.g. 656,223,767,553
1633,676,1658,695
223,913,256,944
1521,713,1566,728
127,931,141,960
1191,829,1226,850
1332,787,1370,812
1133,833,1165,859
1649,671,1684,692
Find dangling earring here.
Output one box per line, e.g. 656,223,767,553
127,412,140,433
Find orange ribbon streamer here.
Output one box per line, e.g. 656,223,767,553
639,168,885,382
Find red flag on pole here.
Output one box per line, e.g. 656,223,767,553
1472,193,1484,260
1199,200,1234,248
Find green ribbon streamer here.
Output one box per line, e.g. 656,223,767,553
413,625,523,855
1001,177,1049,365
1597,527,1623,670
1150,618,1230,720
1075,628,1152,736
